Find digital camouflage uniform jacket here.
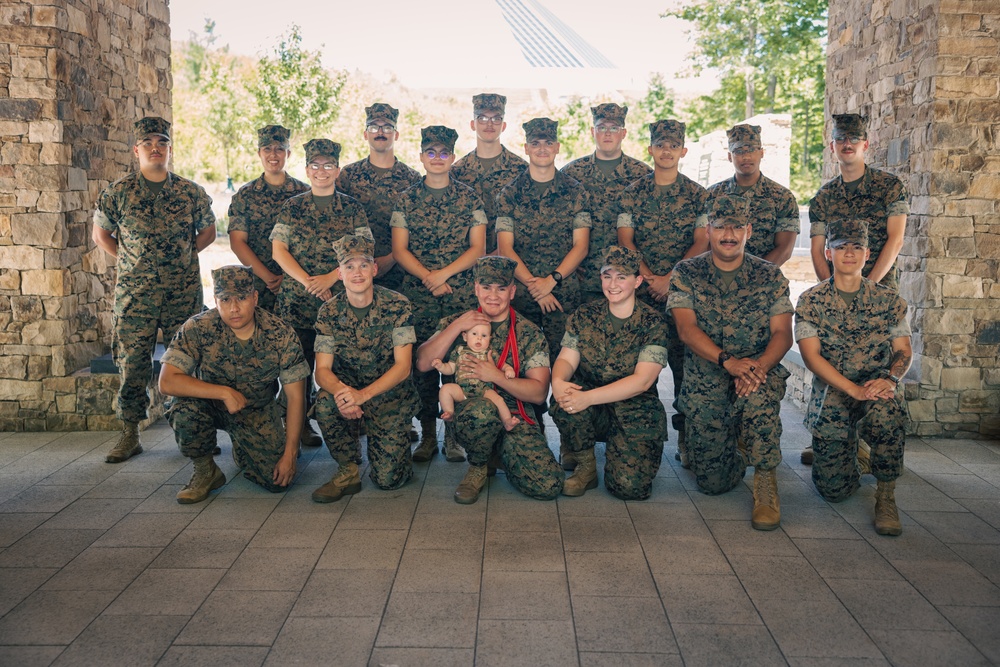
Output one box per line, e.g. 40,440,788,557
707,173,799,259
451,146,528,252
162,307,311,410
94,172,216,316
269,191,371,329
809,166,909,288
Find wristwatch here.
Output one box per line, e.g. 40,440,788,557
551,271,563,285
718,351,732,367
883,370,901,385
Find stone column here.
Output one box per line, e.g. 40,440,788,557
825,0,1000,437
0,0,171,430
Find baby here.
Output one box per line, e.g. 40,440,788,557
432,323,520,431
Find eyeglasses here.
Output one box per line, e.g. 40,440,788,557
307,162,337,171
366,124,395,135
594,125,623,134
476,115,503,125
731,146,759,155
834,136,864,145
423,149,452,159
137,139,171,148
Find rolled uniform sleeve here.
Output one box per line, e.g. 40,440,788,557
389,211,408,229
161,322,200,375
775,190,801,234
666,264,696,310
639,344,669,367
886,178,909,217
573,211,592,229
278,328,310,385
392,301,417,347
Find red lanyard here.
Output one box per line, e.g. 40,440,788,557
477,306,536,426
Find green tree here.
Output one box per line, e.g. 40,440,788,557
250,24,347,143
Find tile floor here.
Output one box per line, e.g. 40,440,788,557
0,393,998,666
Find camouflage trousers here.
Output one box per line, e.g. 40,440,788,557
810,391,906,502
550,393,668,500
315,384,419,490
637,292,685,435
167,397,287,492
513,289,575,367
683,371,786,495
454,397,563,500
113,301,198,424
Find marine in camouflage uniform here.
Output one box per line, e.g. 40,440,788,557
496,117,592,364
392,125,487,462
228,125,309,313
312,235,420,501
668,195,793,530
160,266,309,503
707,124,799,265
336,103,422,290
416,256,563,503
92,117,216,464
616,119,709,461
795,219,911,535
451,93,528,253
550,246,670,500
561,103,651,304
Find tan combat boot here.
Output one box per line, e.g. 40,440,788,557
751,468,781,531
800,447,814,465
312,462,361,503
454,464,488,504
562,449,598,497
874,479,902,536
176,455,226,504
560,444,578,471
675,428,690,469
105,422,143,463
443,428,466,463
412,419,438,462
300,418,323,448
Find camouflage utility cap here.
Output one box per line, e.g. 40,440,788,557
474,255,517,286
601,245,642,276
727,124,761,152
303,138,341,164
708,194,750,229
649,119,685,145
365,103,399,125
523,117,558,142
257,125,291,149
134,117,170,142
591,102,628,124
213,265,255,299
421,125,458,151
334,234,375,263
827,219,870,248
473,93,507,114
832,113,869,139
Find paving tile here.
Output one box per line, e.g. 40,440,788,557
655,573,761,625
336,496,417,530
0,513,52,548
0,567,57,617
572,596,676,653
415,482,489,515
641,477,691,503
248,511,340,549
80,471,176,500
485,499,559,532
41,498,141,530
579,653,683,667
41,546,161,592
567,551,658,597
891,559,1000,607
779,503,865,540
483,531,565,571
907,510,1000,544
892,477,967,512
92,513,194,548
104,568,226,616
392,547,482,594
407,512,486,549
706,518,803,557
555,490,631,518
860,522,963,563
0,485,93,514
755,598,884,659
479,570,571,621
0,529,104,568
375,592,479,648
0,474,45,505
291,568,394,618
627,502,713,537
186,497,280,532
36,461,118,487
956,498,1000,531
794,537,902,581
50,614,186,666
673,623,785,667
129,485,207,513
867,629,992,667
963,464,1000,488
827,578,953,631
271,479,350,514
173,590,297,646
639,534,734,575
367,647,474,667
560,516,642,553
316,529,407,569
785,659,890,666
475,619,577,667
217,546,320,591
938,605,1000,664
688,485,755,521
929,440,1000,465
0,646,65,666
919,472,1000,500
150,529,255,569
903,450,969,476
729,554,836,602
948,543,1000,585
157,646,268,667
0,589,118,645
264,616,379,666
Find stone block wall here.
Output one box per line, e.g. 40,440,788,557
0,0,171,430
825,0,1000,437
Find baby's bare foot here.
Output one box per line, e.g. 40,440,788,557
503,416,520,431
440,411,454,422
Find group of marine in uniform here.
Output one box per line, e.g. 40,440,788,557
92,93,912,537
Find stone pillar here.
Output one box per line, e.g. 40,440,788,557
0,0,171,430
825,0,1000,437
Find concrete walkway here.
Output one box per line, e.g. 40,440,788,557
0,397,998,666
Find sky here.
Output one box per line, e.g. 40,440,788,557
169,0,720,96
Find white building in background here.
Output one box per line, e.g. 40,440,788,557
680,114,794,190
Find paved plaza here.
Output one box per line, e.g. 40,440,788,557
0,386,998,666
